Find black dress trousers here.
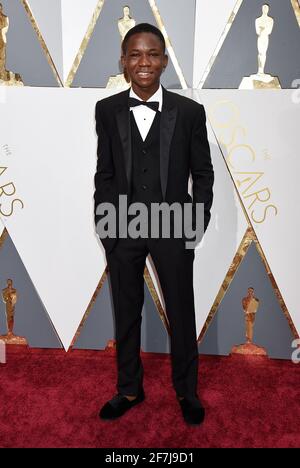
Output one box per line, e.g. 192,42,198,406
106,235,199,402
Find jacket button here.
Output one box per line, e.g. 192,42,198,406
142,185,147,190
142,168,147,173
142,149,147,155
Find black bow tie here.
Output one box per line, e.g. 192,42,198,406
128,97,159,112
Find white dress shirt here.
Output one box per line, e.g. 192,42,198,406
129,84,163,141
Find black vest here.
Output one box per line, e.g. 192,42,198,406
130,111,163,205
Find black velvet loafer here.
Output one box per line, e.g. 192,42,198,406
99,389,145,420
178,397,205,426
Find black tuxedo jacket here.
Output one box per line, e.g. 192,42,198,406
94,85,214,252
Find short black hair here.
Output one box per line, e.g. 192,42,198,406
122,23,166,54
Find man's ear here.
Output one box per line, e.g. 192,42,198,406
163,54,168,69
124,67,130,83
121,54,130,82
121,54,125,68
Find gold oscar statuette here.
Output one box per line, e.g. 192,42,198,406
106,5,136,90
239,4,281,89
231,287,267,356
0,279,27,345
0,3,23,86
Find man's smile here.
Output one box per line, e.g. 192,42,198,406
136,71,153,77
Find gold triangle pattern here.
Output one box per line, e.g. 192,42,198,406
65,0,105,87
69,264,169,350
291,0,300,27
197,0,244,89
69,266,108,350
21,0,63,86
198,226,253,342
0,226,8,250
198,225,299,343
148,0,187,88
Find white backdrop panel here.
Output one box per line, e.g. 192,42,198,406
199,89,300,335
0,87,113,349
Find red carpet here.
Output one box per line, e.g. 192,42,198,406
0,347,299,448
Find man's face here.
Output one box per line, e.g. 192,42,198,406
121,32,168,92
248,288,254,297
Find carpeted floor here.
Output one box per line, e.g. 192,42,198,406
0,347,299,448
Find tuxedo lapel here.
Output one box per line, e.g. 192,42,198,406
115,89,132,193
160,86,177,200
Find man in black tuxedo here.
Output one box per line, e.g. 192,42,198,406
94,23,214,425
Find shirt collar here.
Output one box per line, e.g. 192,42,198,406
129,84,163,112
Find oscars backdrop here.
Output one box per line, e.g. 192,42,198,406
0,0,299,359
